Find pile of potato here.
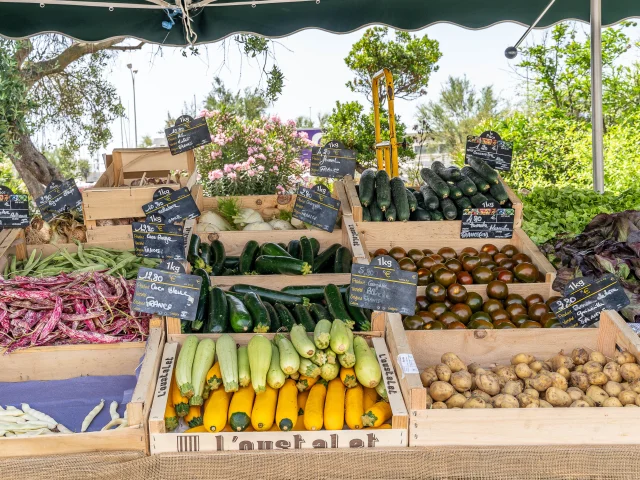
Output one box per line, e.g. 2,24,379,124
421,349,640,408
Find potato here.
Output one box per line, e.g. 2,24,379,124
587,371,608,386
583,361,603,375
550,351,574,371
484,403,494,409
462,397,486,409
517,393,539,408
529,374,553,392
511,353,535,365
602,397,623,407
467,362,482,375
620,363,640,382
575,365,584,373
441,352,467,373
539,400,553,408
525,403,539,408
616,350,637,365
429,381,455,402
556,367,571,381
618,390,637,406
570,400,591,407
494,394,519,408
494,366,518,386
544,361,554,371
548,372,568,391
425,393,433,408
571,348,589,366
625,404,638,408
628,380,640,394
475,373,501,396
566,387,584,402
450,370,473,393
636,395,640,407
603,362,622,383
529,360,545,373
583,396,596,407
589,351,607,365
603,381,622,398
431,402,447,409
463,391,472,399
586,385,609,406
570,372,590,392
545,387,572,407
471,390,492,403
622,382,633,392
502,380,524,397
445,393,467,409
515,363,532,380
435,363,452,382
420,367,438,388
523,388,539,399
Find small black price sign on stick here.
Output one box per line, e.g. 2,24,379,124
132,267,202,321
35,179,83,222
465,130,513,172
164,115,212,156
310,140,357,179
292,184,341,233
460,208,515,239
550,274,630,328
132,222,185,260
349,255,418,315
0,186,29,229
142,187,200,224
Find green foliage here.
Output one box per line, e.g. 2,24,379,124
43,146,90,180
233,35,283,102
204,76,269,120
345,27,441,102
0,155,26,193
295,116,314,128
138,135,153,148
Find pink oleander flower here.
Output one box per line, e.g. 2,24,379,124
253,137,263,144
271,165,279,172
276,185,286,194
210,150,222,159
287,119,296,127
247,170,256,177
266,145,274,153
291,131,298,138
257,165,265,172
298,131,309,139
255,153,266,161
227,172,237,180
247,147,256,156
208,170,223,181
223,164,234,173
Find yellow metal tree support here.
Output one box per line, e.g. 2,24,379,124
372,68,398,178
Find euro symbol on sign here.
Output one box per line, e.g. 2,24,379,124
384,271,391,278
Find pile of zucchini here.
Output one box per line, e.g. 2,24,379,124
183,283,372,334
358,157,513,222
187,235,352,276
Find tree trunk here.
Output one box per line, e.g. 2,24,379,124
9,131,63,199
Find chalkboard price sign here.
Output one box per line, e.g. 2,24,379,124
349,255,418,315
292,185,341,233
460,208,515,239
142,187,200,224
132,267,202,321
550,274,630,328
0,186,29,229
132,222,185,260
157,259,187,274
465,130,513,171
165,115,212,156
35,179,83,222
310,140,357,179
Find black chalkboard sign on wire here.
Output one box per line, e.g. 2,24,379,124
0,186,29,229
142,187,201,224
132,222,185,260
460,208,515,239
310,140,357,179
465,130,513,172
35,179,83,222
292,184,341,233
165,115,212,156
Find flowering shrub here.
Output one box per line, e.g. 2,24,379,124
195,110,314,196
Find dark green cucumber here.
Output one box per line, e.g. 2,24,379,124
375,170,392,211
227,294,253,332
362,206,371,222
369,198,384,222
312,243,341,273
244,292,271,333
274,303,296,332
206,287,228,333
390,177,410,221
324,284,352,323
191,267,210,332
440,198,457,220
410,207,431,221
210,240,226,276
358,169,376,207
448,184,463,200
287,240,301,259
292,304,316,332
239,240,260,274
282,284,348,301
455,175,477,196
470,193,490,208
419,185,440,211
263,301,280,332
432,161,461,182
181,320,192,333
334,246,352,273
385,202,397,222
489,182,509,204
309,303,333,323
187,234,201,266
309,238,321,257
224,256,240,270
299,236,314,267
229,284,304,306
445,166,462,182
413,190,425,209
198,243,212,267
420,168,450,199
468,157,500,184
461,166,491,192
261,242,292,258
343,289,371,331
406,189,417,212
454,196,472,211
255,256,312,275
430,210,444,221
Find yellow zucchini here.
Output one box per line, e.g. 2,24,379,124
362,401,392,428
172,374,190,417
184,405,203,427
345,385,364,430
185,425,208,433
251,384,278,431
363,387,378,411
203,362,223,399
340,367,358,388
365,424,392,430
203,388,231,432
298,390,310,411
324,378,346,430
303,380,327,431
164,401,178,432
228,385,255,431
292,415,305,431
275,379,299,432
296,375,318,392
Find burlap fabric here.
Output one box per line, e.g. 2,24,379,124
4,446,640,480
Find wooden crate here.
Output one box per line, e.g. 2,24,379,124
0,326,164,457
385,309,640,446
0,229,26,275
147,332,408,454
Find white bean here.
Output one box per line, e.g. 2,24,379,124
81,399,104,433
57,424,73,434
109,401,119,421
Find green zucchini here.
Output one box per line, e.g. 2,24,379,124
330,319,351,355
274,333,300,376
274,303,296,332
430,210,444,221
455,175,477,196
324,284,352,324
432,161,462,182
239,240,260,274
420,168,450,199
490,182,509,204
267,341,286,389
369,197,384,222
248,335,271,394
312,243,341,273
390,177,410,221
440,198,457,220
413,190,425,209
293,304,316,332
406,189,417,212
176,335,199,397
461,166,491,192
448,184,463,200
216,334,238,392
343,289,371,331
410,207,431,221
243,292,271,333
338,329,356,368
385,202,396,222
419,185,440,211
237,346,251,387
181,320,192,333
358,169,376,207
375,170,392,211
468,157,500,184
309,303,333,323
454,196,472,211
190,338,216,405
362,206,371,222
198,243,212,267
287,240,301,259
187,234,201,266
229,284,304,306
261,242,292,258
309,237,321,257
206,287,228,333
224,256,240,270
290,324,316,358
191,268,210,332
470,192,490,208
334,246,352,273
226,294,253,333
299,236,314,267
255,256,312,275
210,240,226,275
263,301,280,332
282,284,347,301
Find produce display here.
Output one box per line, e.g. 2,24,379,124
182,283,371,334
358,158,512,222
187,234,352,276
25,214,87,245
403,281,560,330
370,243,541,285
166,329,390,433
420,350,640,409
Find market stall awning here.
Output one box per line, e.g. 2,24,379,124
0,0,639,45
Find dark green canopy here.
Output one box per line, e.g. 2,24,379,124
0,0,638,46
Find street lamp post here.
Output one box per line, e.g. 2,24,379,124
127,63,138,147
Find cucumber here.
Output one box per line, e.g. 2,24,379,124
263,301,280,332
369,198,384,222
243,292,271,333
406,189,417,212
293,304,316,332
239,240,260,274
224,256,240,270
187,235,200,267
299,236,314,267
470,192,490,208
419,185,440,211
261,242,292,258
448,184,463,200
432,161,461,182
455,175,477,196
410,207,431,221
324,284,352,324
390,177,410,221
255,256,312,275
309,237,321,257
420,168,450,199
237,346,251,388
468,157,500,184
358,169,376,207
430,210,444,221
227,295,253,333
206,287,228,333
191,268,210,332
334,246,352,274
229,284,304,306
287,240,301,259
362,206,371,222
309,303,333,323
210,240,226,276
385,202,396,222
375,170,391,211
281,284,348,301
343,289,371,331
274,303,296,332
461,166,491,192
198,243,212,267
490,182,509,204
312,243,341,273
290,324,316,358
413,190,425,209
440,198,457,220
454,196,472,211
